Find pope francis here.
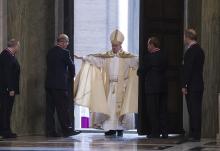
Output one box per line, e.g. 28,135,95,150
74,30,139,137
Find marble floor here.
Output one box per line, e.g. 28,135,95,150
0,133,219,151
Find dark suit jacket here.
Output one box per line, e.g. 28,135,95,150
45,46,75,90
182,43,205,92
0,49,20,94
138,50,167,94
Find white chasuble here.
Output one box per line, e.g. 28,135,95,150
74,50,138,130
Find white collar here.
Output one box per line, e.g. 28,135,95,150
6,48,15,56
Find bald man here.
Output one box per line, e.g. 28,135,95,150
182,29,205,142
45,34,80,137
0,39,20,138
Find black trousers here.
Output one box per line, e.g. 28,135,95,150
186,91,203,139
145,93,168,136
0,93,15,135
46,89,73,135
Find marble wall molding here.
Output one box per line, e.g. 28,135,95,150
201,0,220,138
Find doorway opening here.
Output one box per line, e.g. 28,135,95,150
73,0,139,130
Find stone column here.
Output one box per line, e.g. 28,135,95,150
201,0,220,138
0,0,7,51
7,0,55,135
217,93,220,139
55,0,64,38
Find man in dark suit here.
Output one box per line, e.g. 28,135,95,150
0,39,20,138
182,29,205,142
45,34,80,137
137,37,168,138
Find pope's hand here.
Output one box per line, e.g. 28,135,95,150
74,54,83,60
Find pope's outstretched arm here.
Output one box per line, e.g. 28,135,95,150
75,54,105,68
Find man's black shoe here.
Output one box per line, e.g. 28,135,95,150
64,130,81,137
105,130,116,136
72,130,81,135
117,130,123,137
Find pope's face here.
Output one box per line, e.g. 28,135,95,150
112,44,121,53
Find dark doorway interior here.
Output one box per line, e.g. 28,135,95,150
138,0,185,135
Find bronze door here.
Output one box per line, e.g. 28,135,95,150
138,0,184,134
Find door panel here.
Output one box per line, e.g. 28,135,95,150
138,0,184,134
